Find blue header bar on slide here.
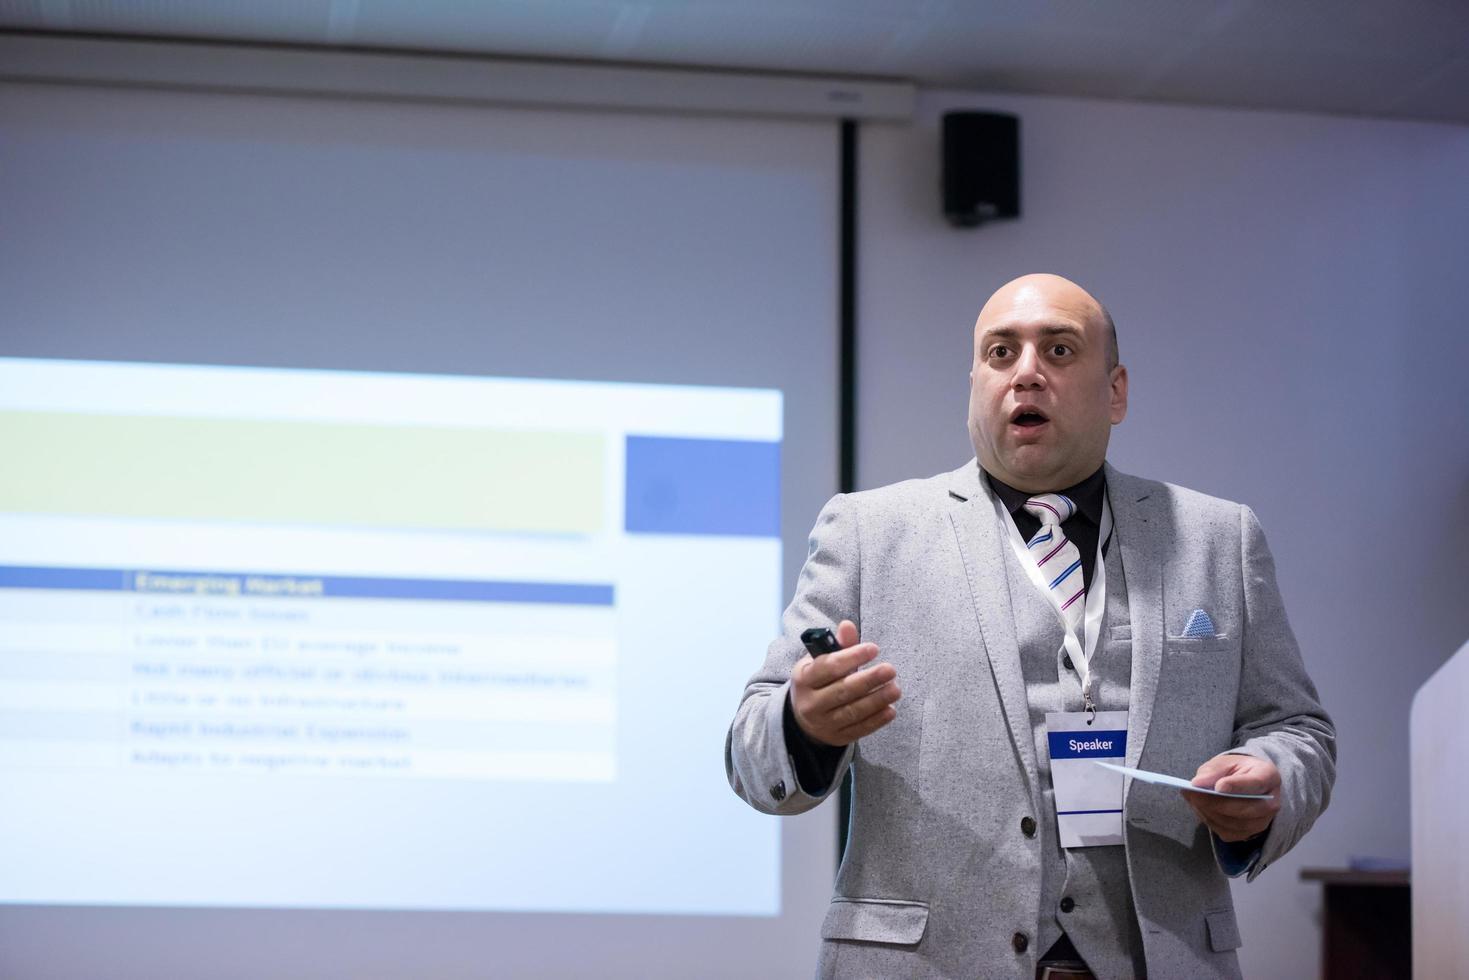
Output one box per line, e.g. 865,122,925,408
0,565,614,606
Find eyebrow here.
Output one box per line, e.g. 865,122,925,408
980,324,1085,342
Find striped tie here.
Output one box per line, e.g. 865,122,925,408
1024,493,1084,635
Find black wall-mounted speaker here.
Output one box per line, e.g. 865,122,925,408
942,111,1020,228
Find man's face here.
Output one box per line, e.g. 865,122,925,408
967,275,1128,493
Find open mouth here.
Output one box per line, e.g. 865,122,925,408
1009,407,1050,428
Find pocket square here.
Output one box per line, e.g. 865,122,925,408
1181,609,1216,638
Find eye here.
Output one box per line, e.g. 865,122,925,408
1050,343,1072,357
988,345,1012,359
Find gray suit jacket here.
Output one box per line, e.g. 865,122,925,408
725,461,1335,979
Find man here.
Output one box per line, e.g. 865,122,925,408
724,274,1335,979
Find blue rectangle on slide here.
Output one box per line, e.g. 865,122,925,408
624,435,779,537
1048,729,1128,760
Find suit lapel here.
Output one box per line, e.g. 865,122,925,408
1105,464,1164,772
946,461,1040,797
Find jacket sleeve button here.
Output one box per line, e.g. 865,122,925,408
770,780,786,802
1020,816,1036,838
1012,932,1029,953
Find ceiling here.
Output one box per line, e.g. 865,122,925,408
2,0,1468,125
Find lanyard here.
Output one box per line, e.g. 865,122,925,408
993,491,1113,717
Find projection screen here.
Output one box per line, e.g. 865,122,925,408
0,72,839,980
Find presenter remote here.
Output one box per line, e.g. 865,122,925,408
800,627,842,657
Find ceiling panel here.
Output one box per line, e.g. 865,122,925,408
631,5,905,72
1204,0,1469,63
54,0,333,39
0,0,1466,124
0,1,55,29
347,0,623,58
933,0,1236,38
1147,33,1453,118
910,23,1195,98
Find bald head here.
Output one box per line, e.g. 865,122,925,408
967,273,1129,491
977,274,1118,369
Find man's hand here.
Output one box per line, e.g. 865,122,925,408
790,620,900,747
1183,752,1281,842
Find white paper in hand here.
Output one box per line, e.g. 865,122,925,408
1091,760,1272,799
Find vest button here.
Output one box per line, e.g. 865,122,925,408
1060,896,1075,913
1020,816,1036,838
1062,654,1075,671
1012,932,1029,953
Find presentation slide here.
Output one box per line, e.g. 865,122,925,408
0,358,783,916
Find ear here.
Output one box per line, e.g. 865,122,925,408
1109,364,1129,424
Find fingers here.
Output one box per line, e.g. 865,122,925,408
814,697,901,748
796,669,901,745
800,640,880,689
792,685,900,746
1190,754,1239,788
792,620,870,689
1185,792,1275,819
808,661,897,714
789,623,900,746
832,704,898,743
1192,753,1281,796
822,676,902,731
1215,773,1278,796
1183,789,1279,841
1186,754,1280,841
793,625,893,746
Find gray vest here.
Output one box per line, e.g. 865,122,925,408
1000,516,1147,980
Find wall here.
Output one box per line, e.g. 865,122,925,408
857,88,1469,976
